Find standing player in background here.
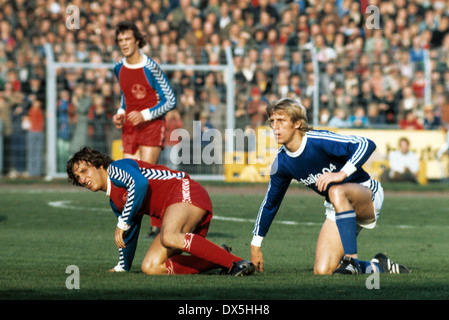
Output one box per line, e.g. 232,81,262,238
67,147,255,276
112,21,177,237
251,98,410,275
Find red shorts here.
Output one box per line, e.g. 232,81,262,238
122,118,166,155
158,178,213,237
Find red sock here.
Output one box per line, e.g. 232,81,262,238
165,254,218,275
182,233,242,270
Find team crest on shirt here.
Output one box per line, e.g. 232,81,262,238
131,83,146,99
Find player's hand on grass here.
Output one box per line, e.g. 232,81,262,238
251,245,264,272
115,227,126,249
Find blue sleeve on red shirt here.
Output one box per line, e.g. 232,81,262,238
108,158,148,226
142,57,177,118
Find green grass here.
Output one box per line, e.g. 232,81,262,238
1,182,449,301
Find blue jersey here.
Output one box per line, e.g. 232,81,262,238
253,130,376,237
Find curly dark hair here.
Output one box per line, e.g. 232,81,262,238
67,146,113,186
115,21,146,48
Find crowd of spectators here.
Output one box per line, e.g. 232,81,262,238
1,0,449,177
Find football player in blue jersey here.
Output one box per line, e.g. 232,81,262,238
250,98,409,275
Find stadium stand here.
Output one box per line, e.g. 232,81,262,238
0,0,449,179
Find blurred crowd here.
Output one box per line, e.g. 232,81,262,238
1,0,449,177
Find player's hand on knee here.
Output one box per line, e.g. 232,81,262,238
316,171,347,192
114,227,126,249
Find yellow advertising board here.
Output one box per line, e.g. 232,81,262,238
338,128,448,181
112,127,449,182
224,127,449,183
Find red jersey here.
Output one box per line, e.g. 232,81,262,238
107,158,213,272
106,158,212,228
113,54,176,121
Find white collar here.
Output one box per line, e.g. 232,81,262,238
106,177,111,196
284,134,308,158
123,53,147,69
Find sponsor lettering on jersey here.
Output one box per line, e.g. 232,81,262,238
298,163,337,186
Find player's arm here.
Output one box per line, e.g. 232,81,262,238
341,135,376,175
251,169,291,272
317,135,376,192
112,63,126,128
140,58,177,121
112,95,126,128
109,201,126,248
108,159,149,232
109,201,142,272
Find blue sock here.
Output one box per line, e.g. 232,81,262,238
335,210,357,255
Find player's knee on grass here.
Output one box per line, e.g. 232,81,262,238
313,266,334,275
314,257,340,275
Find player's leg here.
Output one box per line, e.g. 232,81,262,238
123,151,140,159
122,121,140,160
328,183,375,261
122,122,162,163
140,233,180,275
314,219,384,275
314,218,344,275
138,145,162,165
135,118,165,165
328,183,376,225
140,202,206,275
160,203,246,270
138,145,163,238
140,202,244,275
313,183,376,275
137,121,165,236
141,237,225,275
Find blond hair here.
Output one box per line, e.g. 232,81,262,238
266,98,313,133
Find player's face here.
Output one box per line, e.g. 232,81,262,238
72,161,107,192
117,30,139,58
269,112,301,150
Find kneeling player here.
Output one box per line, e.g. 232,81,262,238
67,147,255,276
250,98,409,275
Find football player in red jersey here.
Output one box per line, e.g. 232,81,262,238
67,147,255,276
112,21,177,236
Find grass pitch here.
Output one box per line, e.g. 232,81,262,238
1,180,449,303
